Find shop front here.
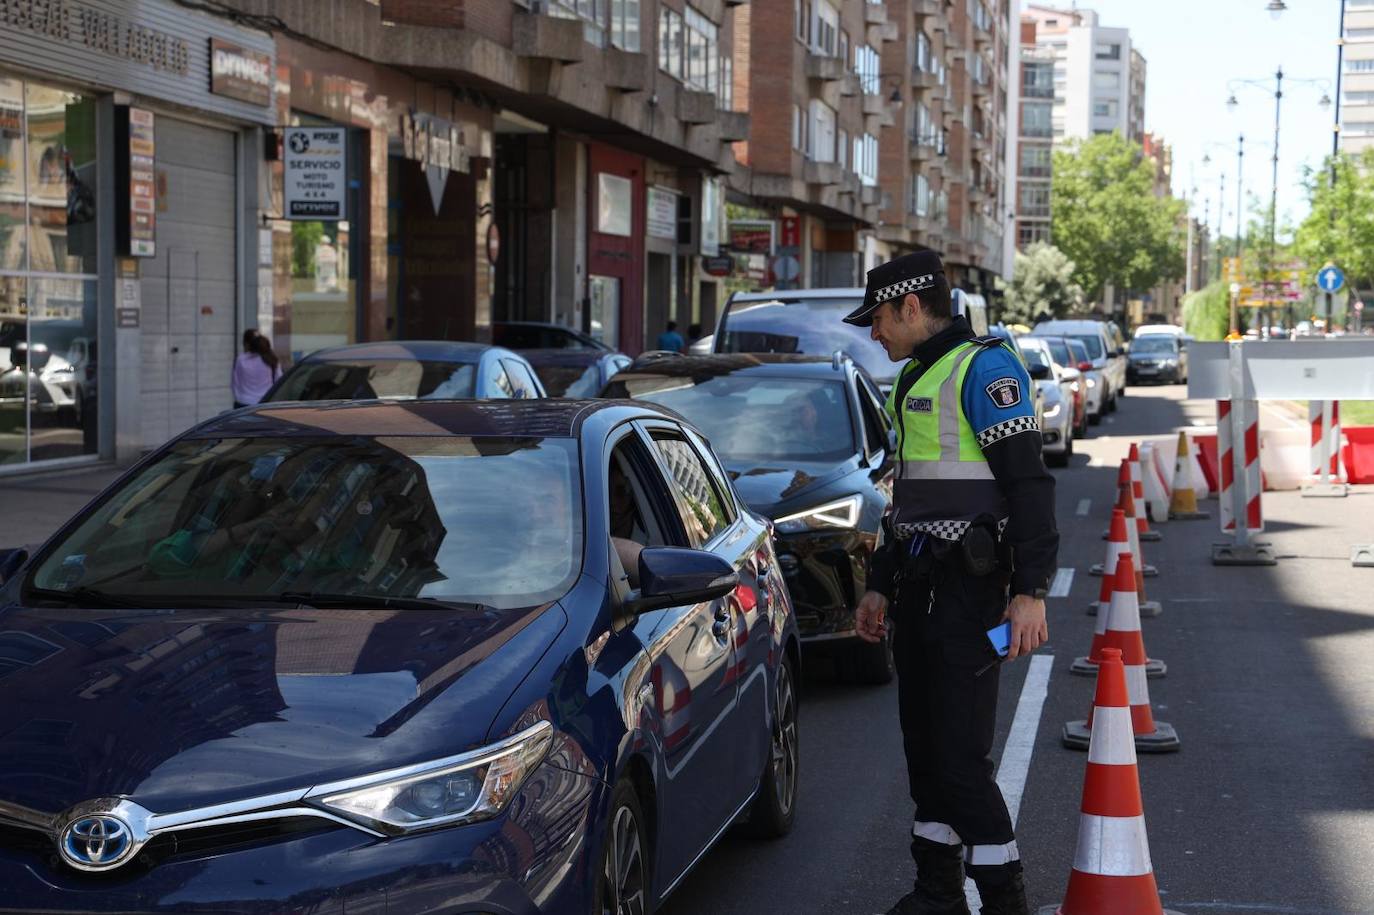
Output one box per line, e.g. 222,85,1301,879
267,38,494,359
586,143,645,354
0,0,275,469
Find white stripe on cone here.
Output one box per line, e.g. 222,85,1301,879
1124,664,1149,706
1086,706,1136,765
1072,814,1154,877
1106,588,1141,633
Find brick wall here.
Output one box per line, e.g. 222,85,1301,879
748,0,797,175
379,0,512,43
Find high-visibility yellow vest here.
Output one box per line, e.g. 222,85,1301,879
884,340,1010,540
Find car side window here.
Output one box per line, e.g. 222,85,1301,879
488,364,515,398
854,378,887,455
683,428,738,522
607,434,675,589
502,360,539,398
648,431,731,548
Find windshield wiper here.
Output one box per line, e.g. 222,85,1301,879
275,591,486,613
25,586,142,609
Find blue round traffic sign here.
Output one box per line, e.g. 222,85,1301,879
1316,264,1344,293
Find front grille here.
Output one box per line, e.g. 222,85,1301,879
142,817,340,866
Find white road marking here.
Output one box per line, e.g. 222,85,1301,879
1260,401,1305,431
1075,498,1091,517
1049,568,1074,598
964,654,1054,909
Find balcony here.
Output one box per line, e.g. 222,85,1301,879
912,69,940,91
972,78,990,98
718,110,750,142
863,2,887,26
677,89,717,124
861,184,882,207
805,52,847,82
512,11,584,63
910,135,936,162
804,160,845,187
970,131,989,153
912,0,941,16
604,48,649,92
861,92,888,117
838,73,862,97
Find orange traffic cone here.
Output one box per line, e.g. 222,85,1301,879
1087,486,1161,617
1168,431,1209,520
1050,648,1182,915
1093,462,1158,579
1129,443,1162,541
1066,555,1179,753
1072,547,1165,679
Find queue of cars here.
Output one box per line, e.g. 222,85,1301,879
0,301,1182,914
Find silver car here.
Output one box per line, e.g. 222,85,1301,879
1031,319,1127,423
1017,336,1075,467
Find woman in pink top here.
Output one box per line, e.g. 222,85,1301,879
231,329,282,407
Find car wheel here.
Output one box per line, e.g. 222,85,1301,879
1088,410,1102,426
844,625,896,686
596,779,650,915
1046,434,1072,468
743,656,799,838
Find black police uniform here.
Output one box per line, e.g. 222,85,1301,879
844,252,1059,915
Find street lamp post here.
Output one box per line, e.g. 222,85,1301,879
1227,70,1331,339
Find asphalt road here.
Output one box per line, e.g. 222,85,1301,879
662,384,1374,915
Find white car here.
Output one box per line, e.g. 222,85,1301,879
1017,336,1076,467
1031,319,1127,422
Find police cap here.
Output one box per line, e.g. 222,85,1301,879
843,250,946,327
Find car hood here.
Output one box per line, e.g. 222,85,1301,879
1129,351,1173,361
0,601,566,815
723,457,859,518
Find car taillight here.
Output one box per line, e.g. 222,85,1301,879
1077,361,1092,372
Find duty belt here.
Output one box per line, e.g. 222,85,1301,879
894,516,1010,543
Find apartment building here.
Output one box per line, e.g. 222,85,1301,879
1013,5,1147,253
1341,0,1374,152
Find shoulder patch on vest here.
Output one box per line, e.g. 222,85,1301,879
984,377,1021,408
905,396,933,413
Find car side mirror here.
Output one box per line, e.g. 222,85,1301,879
624,547,739,617
1028,363,1051,381
0,548,28,586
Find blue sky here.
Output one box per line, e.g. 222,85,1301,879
1061,0,1340,236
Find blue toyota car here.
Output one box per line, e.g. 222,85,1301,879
0,399,800,914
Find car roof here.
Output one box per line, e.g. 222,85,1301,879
191,398,674,440
727,287,865,304
517,348,611,368
620,352,851,381
298,340,509,363
1033,320,1109,334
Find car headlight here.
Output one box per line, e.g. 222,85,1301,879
1044,402,1062,419
1085,377,1097,388
773,494,862,534
309,721,553,836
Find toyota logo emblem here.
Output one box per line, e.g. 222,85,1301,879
59,815,135,871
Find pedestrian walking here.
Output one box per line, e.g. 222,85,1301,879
844,251,1057,915
231,328,282,408
656,320,685,353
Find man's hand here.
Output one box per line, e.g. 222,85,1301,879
855,590,890,643
1003,594,1048,659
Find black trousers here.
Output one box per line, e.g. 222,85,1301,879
893,553,1019,875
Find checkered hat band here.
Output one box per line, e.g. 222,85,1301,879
874,274,937,304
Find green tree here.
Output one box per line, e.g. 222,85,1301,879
1181,281,1238,341
995,241,1084,324
1292,150,1374,291
1051,133,1187,304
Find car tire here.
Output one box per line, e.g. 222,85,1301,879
1088,410,1102,426
595,778,651,915
843,626,896,686
1046,434,1072,468
742,656,800,839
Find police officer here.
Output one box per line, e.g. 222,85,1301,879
844,251,1057,915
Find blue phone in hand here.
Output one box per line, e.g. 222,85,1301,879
986,621,1012,658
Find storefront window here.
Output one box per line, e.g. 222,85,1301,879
0,75,98,466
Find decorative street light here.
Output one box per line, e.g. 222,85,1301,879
1227,68,1332,335
1266,0,1288,19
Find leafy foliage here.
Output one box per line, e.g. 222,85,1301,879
1181,281,1238,341
1050,133,1187,301
1292,150,1374,292
995,242,1084,324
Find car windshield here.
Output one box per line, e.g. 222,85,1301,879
1041,338,1072,366
1021,346,1051,370
1066,334,1104,360
531,361,599,397
716,300,899,382
268,359,477,401
1066,340,1089,363
1133,336,1177,354
27,435,582,610
623,375,855,463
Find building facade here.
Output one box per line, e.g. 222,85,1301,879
1340,0,1374,153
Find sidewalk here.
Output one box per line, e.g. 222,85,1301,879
0,463,125,551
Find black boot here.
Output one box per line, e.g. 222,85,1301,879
886,838,971,915
970,868,1028,915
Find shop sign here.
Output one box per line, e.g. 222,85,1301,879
401,113,472,175
284,127,346,220
209,38,272,107
1,0,191,75
647,186,679,240
700,176,722,257
727,219,775,255
596,174,633,237
780,215,801,249
126,108,156,257
702,255,733,277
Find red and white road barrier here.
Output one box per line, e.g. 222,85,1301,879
1217,399,1262,534
1306,401,1348,498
